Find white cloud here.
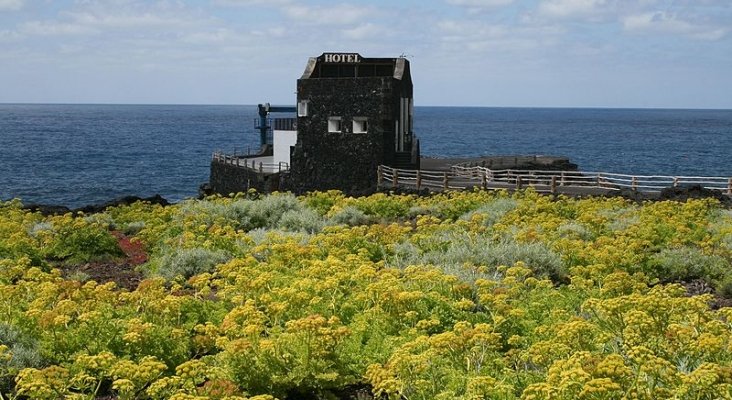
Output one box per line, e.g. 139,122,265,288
435,18,563,55
0,29,21,41
20,20,98,36
447,0,515,8
212,0,291,5
181,28,241,44
537,0,616,19
282,4,375,26
623,11,727,40
251,26,286,37
66,10,201,29
437,19,507,39
341,23,383,40
0,0,23,11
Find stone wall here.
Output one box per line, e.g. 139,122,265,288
209,159,280,195
289,76,404,194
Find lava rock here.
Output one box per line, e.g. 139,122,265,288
23,194,170,216
659,184,732,206
23,204,72,216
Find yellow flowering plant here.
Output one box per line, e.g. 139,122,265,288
1,191,732,399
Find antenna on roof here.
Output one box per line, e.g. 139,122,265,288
399,52,412,59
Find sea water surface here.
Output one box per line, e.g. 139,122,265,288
1,104,731,208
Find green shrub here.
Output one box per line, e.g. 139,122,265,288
247,228,312,246
277,208,325,233
155,247,231,280
459,198,518,227
44,221,124,264
122,221,146,236
0,323,44,392
27,221,53,238
648,246,729,284
246,193,302,229
328,206,374,226
556,222,594,241
392,231,565,283
302,190,345,216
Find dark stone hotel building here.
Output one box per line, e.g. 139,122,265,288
209,52,420,195
288,52,420,193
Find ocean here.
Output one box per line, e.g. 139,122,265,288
1,104,731,208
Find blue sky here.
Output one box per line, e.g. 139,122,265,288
0,0,730,108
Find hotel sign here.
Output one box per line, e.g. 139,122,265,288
323,53,361,63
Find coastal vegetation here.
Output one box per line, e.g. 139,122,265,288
1,189,732,399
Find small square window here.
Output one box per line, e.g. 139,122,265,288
328,117,342,132
353,117,368,133
297,100,309,117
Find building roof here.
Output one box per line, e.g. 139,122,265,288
300,52,410,80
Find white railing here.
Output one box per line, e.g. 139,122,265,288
378,165,732,196
212,152,290,173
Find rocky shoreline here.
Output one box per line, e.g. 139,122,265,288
13,153,731,215
22,194,170,216
420,155,578,171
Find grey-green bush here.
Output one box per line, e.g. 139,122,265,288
123,221,146,236
155,247,231,280
391,231,565,283
459,198,518,227
648,246,729,284
178,193,306,232
328,206,374,227
0,323,43,391
557,222,595,241
277,208,325,233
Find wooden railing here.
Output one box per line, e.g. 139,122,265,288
378,165,732,196
212,152,289,173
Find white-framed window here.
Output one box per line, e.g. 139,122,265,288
328,116,342,132
353,117,368,133
297,100,309,117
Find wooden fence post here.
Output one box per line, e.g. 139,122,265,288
416,170,422,190
393,170,399,189
728,178,732,195
377,165,383,188
632,177,638,191
481,171,487,189
673,177,680,187
259,162,263,173
443,172,449,191
560,172,566,186
551,176,557,194
516,176,523,190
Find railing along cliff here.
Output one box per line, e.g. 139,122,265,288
212,151,289,173
378,165,732,196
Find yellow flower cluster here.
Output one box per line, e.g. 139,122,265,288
1,190,732,399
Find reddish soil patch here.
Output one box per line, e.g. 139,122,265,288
111,231,148,265
61,232,147,291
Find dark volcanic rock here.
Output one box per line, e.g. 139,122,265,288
23,204,72,216
24,194,170,216
75,194,169,214
659,184,732,206
614,188,654,202
198,182,215,199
